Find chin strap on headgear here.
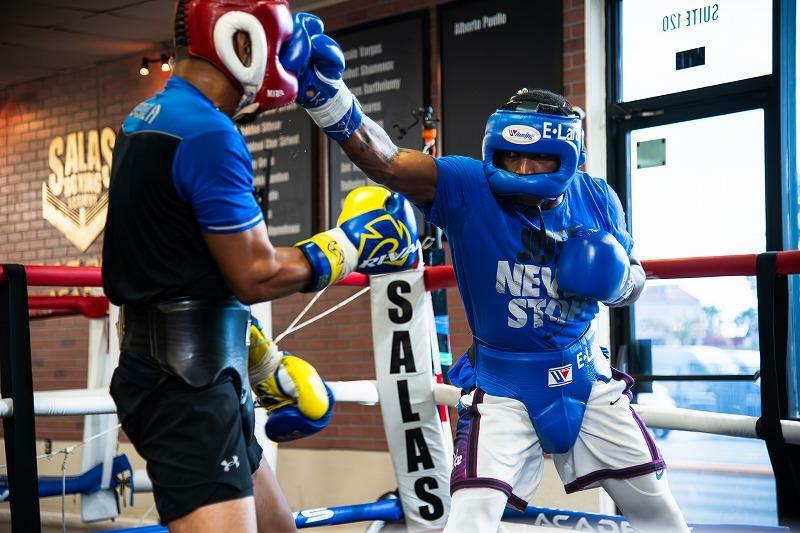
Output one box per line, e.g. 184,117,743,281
482,88,586,199
175,0,297,119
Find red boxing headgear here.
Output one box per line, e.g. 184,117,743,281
175,0,297,117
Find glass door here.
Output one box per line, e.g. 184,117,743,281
627,109,776,525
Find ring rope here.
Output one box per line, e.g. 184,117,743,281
276,287,328,343
8,383,800,444
275,286,371,344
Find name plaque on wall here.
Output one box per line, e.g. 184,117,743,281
328,15,426,227
440,0,562,159
241,104,315,247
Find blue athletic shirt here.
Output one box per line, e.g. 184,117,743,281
102,76,263,304
425,156,633,356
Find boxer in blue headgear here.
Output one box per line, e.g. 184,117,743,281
482,88,586,200
282,15,688,533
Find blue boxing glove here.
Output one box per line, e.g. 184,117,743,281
248,317,334,442
555,229,634,304
280,13,362,141
295,186,420,292
264,384,335,443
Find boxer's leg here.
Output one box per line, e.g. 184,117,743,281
252,455,296,533
553,371,688,532
602,471,689,533
445,389,544,532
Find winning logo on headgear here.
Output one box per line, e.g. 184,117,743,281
501,125,541,145
42,128,116,251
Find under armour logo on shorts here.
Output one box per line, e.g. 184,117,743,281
221,455,240,472
548,364,573,387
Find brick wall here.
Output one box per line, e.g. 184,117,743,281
0,55,169,440
563,0,586,110
0,0,585,449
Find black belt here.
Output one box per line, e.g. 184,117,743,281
119,297,251,399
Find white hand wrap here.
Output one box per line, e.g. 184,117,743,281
306,68,357,129
320,226,359,277
248,338,282,387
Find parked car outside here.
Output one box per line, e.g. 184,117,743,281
650,345,761,417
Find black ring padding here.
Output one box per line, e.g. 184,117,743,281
755,252,786,445
755,416,771,440
0,264,42,532
754,252,800,528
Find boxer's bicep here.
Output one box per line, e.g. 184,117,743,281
341,115,438,206
381,147,438,206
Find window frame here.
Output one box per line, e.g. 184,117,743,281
605,0,797,525
605,0,784,389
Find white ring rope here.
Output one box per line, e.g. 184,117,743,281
6,383,800,444
0,422,122,530
276,287,328,344
274,286,371,344
0,388,117,418
634,404,800,443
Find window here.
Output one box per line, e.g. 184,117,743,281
620,0,772,102
628,111,775,524
608,0,786,523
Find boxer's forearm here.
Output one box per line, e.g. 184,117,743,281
606,263,646,308
248,247,316,302
229,246,313,304
341,115,438,206
205,226,312,303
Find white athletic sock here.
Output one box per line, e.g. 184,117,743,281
602,471,690,533
443,487,508,533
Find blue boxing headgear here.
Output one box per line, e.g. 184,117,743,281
483,88,586,199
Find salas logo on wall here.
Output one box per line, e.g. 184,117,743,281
43,128,115,251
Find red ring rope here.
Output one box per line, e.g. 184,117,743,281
28,296,108,319
3,249,800,290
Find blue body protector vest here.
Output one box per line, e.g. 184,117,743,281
426,156,633,453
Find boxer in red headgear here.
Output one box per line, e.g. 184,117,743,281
104,1,419,531
105,3,304,531
174,0,297,120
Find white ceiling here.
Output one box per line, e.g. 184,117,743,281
1,0,345,89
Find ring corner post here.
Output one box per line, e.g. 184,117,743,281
0,265,42,532
755,252,799,529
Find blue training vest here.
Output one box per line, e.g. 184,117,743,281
425,156,632,453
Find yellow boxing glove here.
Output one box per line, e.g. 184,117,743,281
295,186,419,292
258,355,330,420
248,317,331,433
248,316,284,403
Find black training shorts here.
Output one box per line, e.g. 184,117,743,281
110,351,263,524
